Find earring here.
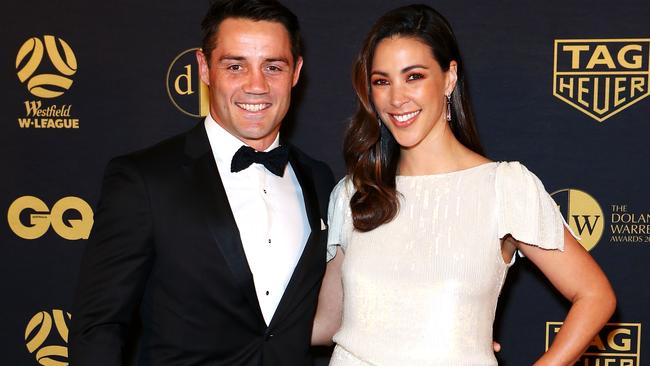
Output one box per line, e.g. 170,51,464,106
445,94,452,122
376,113,382,127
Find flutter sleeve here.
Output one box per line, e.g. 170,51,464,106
326,177,354,262
495,161,576,251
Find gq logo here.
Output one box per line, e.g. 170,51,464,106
166,48,210,118
551,189,604,251
553,39,650,122
7,196,93,240
546,322,641,365
25,309,71,366
16,35,78,98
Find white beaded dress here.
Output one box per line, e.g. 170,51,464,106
326,162,568,366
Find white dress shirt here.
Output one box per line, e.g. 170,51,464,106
204,115,310,325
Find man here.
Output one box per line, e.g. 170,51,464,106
69,1,334,365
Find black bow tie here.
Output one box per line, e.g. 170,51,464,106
231,145,290,177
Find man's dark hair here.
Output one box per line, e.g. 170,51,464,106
201,0,302,64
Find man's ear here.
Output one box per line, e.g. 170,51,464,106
292,56,304,87
196,50,211,86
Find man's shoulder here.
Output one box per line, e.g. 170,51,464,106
289,144,330,173
108,124,202,172
288,143,336,196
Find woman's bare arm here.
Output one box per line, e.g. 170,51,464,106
311,247,344,346
514,228,616,365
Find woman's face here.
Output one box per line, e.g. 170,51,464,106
370,36,456,150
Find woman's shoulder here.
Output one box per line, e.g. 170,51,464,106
494,161,546,188
331,175,355,199
493,161,567,251
495,160,527,170
457,149,492,168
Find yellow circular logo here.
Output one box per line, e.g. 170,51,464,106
7,196,94,240
25,309,72,366
166,48,210,118
16,35,78,98
551,189,604,251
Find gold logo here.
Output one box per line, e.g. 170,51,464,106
25,309,72,366
166,48,210,118
551,189,604,251
546,322,641,365
7,196,93,240
16,36,78,98
553,39,650,122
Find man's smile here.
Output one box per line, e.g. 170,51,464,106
236,102,272,112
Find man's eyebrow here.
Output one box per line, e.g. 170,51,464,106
218,55,246,62
217,56,291,65
265,57,290,64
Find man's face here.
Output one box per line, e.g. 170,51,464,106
197,18,302,151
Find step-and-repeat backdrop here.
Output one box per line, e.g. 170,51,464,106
2,0,648,364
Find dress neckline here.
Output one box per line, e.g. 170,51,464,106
396,161,497,180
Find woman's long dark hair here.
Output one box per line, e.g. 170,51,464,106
345,4,484,232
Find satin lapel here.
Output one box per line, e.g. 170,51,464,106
268,147,324,329
184,125,264,325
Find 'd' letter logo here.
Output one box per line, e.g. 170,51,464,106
551,189,604,251
16,35,78,98
553,39,650,122
166,48,209,118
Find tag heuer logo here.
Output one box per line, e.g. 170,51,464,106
553,39,650,122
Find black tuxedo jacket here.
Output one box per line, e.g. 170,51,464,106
70,123,335,366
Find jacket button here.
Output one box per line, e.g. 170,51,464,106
264,333,274,341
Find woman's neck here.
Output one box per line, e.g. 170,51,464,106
397,126,485,176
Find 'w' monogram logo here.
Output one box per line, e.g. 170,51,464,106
551,189,604,251
571,215,601,236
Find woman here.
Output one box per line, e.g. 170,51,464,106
312,4,615,365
